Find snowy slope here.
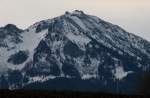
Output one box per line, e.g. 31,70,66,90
0,25,48,71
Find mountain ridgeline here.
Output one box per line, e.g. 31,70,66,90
0,10,150,95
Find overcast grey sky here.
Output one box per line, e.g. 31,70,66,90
0,0,150,41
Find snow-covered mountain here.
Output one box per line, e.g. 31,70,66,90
0,10,150,94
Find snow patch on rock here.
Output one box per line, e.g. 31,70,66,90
66,32,91,50
113,66,133,80
82,74,97,80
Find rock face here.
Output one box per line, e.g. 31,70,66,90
0,10,150,94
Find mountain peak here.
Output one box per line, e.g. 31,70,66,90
3,24,23,33
4,24,18,29
72,10,84,15
65,10,85,16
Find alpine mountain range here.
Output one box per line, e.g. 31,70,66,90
0,10,150,95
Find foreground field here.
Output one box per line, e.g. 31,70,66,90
0,90,149,98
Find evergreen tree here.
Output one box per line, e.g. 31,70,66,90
0,75,9,89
